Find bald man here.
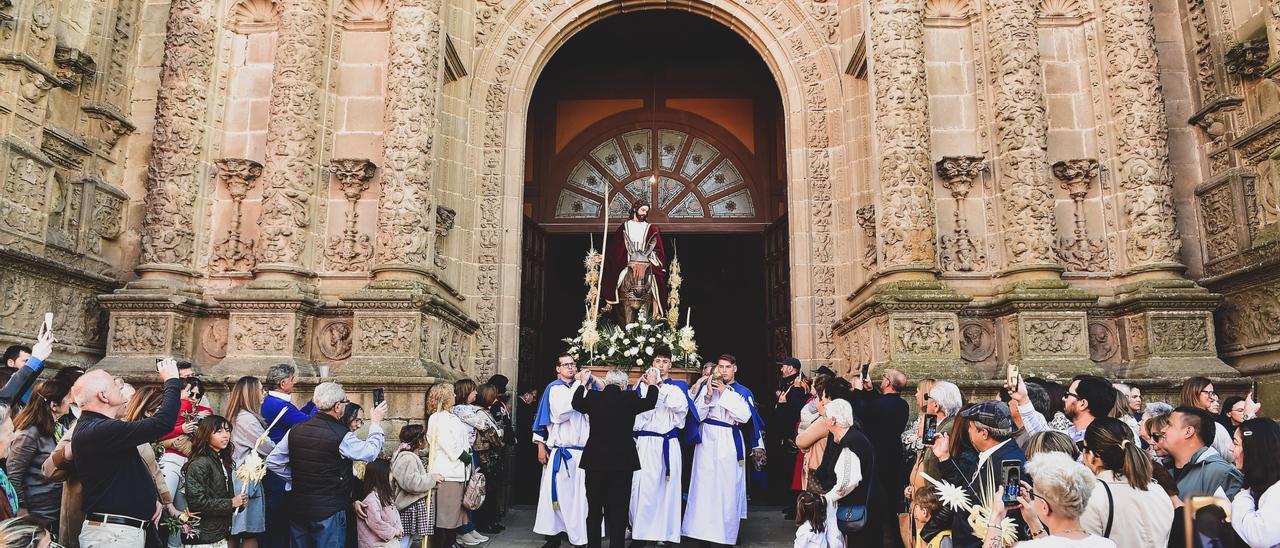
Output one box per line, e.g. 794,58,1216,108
71,359,181,547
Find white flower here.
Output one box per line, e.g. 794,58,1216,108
642,324,653,330
608,347,617,356
645,346,654,356
635,358,643,366
625,323,638,330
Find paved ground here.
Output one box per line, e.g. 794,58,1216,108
474,505,796,547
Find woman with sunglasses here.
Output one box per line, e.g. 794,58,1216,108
1229,417,1280,548
1079,417,1174,547
1178,377,1234,458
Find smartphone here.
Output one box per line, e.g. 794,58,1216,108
860,363,870,382
1006,362,1020,389
1185,496,1232,548
1000,460,1022,505
373,387,385,407
1252,380,1259,399
923,414,938,445
40,312,53,338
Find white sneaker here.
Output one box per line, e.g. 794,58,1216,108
459,531,488,545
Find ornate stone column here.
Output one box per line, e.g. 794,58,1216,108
871,0,937,275
1099,0,1236,378
936,156,986,272
343,0,475,380
986,0,1059,277
255,0,328,278
836,0,972,380
99,0,218,373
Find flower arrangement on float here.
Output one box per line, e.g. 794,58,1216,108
562,246,701,369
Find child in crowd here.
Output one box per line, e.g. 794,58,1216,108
160,378,213,456
912,488,953,548
794,489,843,548
357,458,404,548
181,415,247,547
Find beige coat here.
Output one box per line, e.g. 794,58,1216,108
1080,470,1175,547
390,449,439,510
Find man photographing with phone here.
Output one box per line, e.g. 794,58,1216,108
71,356,183,547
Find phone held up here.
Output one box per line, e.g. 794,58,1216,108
923,414,938,446
1000,459,1022,506
373,387,385,407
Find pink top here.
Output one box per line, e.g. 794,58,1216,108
356,491,402,547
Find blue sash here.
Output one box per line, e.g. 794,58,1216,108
531,379,569,441
633,429,679,478
702,419,745,467
550,445,584,510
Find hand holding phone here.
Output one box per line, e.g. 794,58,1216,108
373,387,385,407
1000,460,1022,506
922,414,938,446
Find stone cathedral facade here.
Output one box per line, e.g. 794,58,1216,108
1,0,1279,410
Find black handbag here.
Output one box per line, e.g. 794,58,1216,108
836,447,874,534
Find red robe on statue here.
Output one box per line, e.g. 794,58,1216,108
601,222,668,315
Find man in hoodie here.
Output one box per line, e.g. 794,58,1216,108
1164,406,1243,499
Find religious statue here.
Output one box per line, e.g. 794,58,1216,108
601,202,667,325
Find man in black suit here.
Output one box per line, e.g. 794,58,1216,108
850,368,911,546
931,401,1028,548
572,368,659,548
769,357,808,518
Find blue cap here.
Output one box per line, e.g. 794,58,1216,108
960,401,1013,431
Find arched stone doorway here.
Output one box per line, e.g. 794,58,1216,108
466,0,847,387
515,10,791,403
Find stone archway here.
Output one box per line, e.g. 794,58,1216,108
465,1,847,380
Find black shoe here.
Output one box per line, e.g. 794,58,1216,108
477,524,503,535
540,540,562,548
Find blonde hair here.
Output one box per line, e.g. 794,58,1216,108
1025,452,1097,520
426,383,456,416
1024,430,1080,461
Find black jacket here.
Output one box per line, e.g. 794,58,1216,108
941,440,1028,548
770,374,807,444
286,413,352,522
852,391,910,496
571,384,658,471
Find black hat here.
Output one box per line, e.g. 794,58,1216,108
813,365,837,377
778,357,802,369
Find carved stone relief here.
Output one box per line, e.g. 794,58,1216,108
139,0,216,269
318,320,354,360
937,156,987,272
1219,284,1280,349
357,316,417,355
857,204,878,271
211,159,264,273
1225,38,1268,79
1099,0,1181,269
1024,318,1084,355
1051,159,1107,272
434,205,456,270
892,317,956,355
324,159,377,272
1149,316,1212,353
231,316,290,353
202,319,229,359
872,0,936,270
1087,320,1119,362
110,315,169,354
959,320,995,362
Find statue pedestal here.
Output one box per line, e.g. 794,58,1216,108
836,280,973,380
341,279,479,380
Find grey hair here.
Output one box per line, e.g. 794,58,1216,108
1113,383,1132,394
826,399,855,427
603,370,629,389
928,381,963,417
266,363,296,390
1024,451,1097,519
312,382,346,410
1144,401,1173,419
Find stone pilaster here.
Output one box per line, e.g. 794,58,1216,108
255,0,328,277
136,0,216,280
991,281,1102,377
341,0,474,380
371,0,444,279
1051,160,1107,273
324,159,377,272
1099,0,1183,275
211,159,263,273
936,156,987,272
871,0,936,274
986,0,1059,277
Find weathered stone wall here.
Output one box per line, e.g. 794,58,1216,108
3,0,1277,416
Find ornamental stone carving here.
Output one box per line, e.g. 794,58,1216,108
139,0,216,269
1051,159,1107,272
937,156,986,272
1225,38,1269,79
231,316,290,353
434,205,456,270
857,204,878,270
211,158,264,273
374,0,443,271
1150,317,1211,353
53,45,96,89
335,0,390,31
893,317,956,355
201,320,229,359
110,316,168,354
1088,320,1119,362
1219,284,1280,349
1025,319,1084,354
872,0,936,271
229,0,281,33
325,159,377,272
959,320,995,362
318,320,354,360
357,316,416,355
1099,0,1181,270
256,0,327,270
987,0,1058,270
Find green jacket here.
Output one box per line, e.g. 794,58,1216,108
181,454,234,544
1174,446,1243,500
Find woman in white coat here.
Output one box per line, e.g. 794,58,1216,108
1230,417,1280,548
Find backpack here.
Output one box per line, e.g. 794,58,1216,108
462,467,486,510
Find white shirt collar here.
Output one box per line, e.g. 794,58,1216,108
975,438,1011,476
268,390,293,403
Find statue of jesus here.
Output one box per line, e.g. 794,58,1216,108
601,203,667,325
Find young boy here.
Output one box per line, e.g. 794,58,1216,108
913,488,954,548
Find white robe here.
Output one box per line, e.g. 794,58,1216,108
681,385,756,544
630,382,689,543
533,380,591,545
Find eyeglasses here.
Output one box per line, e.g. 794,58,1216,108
557,363,576,368
1150,433,1165,442
1064,391,1080,400
1201,389,1218,398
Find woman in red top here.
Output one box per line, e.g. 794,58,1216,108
158,377,212,546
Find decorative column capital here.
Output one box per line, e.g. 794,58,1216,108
328,158,377,200
1225,37,1269,79
215,158,264,199
935,155,986,199
1051,159,1099,199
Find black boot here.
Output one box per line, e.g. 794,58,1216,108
541,534,565,548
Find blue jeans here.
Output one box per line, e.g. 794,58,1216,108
289,509,346,548
262,472,289,548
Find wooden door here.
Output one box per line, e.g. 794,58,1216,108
763,215,791,363
518,217,547,392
